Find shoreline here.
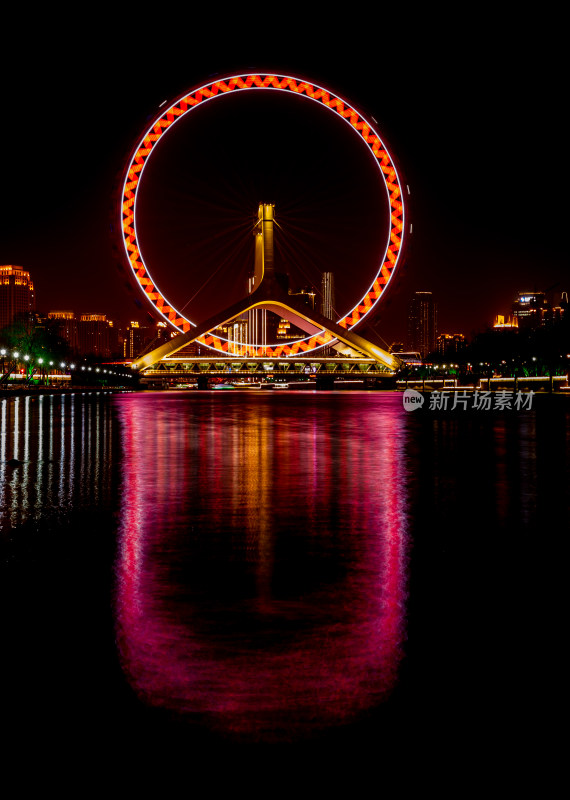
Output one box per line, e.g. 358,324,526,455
1,385,569,399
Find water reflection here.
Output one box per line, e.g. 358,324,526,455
0,393,114,531
114,392,410,740
2,390,567,749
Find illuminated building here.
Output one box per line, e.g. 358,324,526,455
78,313,116,357
493,314,518,329
511,292,549,329
48,310,79,351
320,272,335,321
0,265,35,330
123,320,173,359
407,291,437,358
276,318,291,340
216,320,249,355
319,273,336,354
436,333,466,356
123,321,153,359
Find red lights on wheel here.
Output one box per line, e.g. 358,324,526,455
120,74,406,356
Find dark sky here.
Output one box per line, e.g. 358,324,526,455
1,13,566,348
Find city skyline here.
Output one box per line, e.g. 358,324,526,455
3,258,565,351
1,19,565,349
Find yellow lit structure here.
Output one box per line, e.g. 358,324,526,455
133,205,401,377
493,315,518,329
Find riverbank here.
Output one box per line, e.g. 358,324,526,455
0,385,135,397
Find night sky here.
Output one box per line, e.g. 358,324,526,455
1,13,566,348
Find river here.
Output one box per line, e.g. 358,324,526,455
1,390,567,765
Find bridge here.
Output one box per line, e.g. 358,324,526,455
133,204,402,387
139,356,397,389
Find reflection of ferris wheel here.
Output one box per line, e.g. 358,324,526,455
120,73,406,358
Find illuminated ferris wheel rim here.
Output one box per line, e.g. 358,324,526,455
120,72,406,357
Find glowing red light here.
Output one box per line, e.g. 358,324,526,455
121,74,406,356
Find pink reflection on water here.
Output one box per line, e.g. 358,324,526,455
114,393,409,739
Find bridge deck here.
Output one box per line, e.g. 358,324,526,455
139,356,396,378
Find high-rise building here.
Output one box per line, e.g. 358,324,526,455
216,320,249,355
511,292,549,329
123,321,153,359
47,310,79,352
436,333,466,357
407,291,437,358
78,313,115,357
122,320,172,360
0,265,35,331
320,272,335,321
320,272,336,355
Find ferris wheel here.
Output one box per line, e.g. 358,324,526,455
120,73,407,358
